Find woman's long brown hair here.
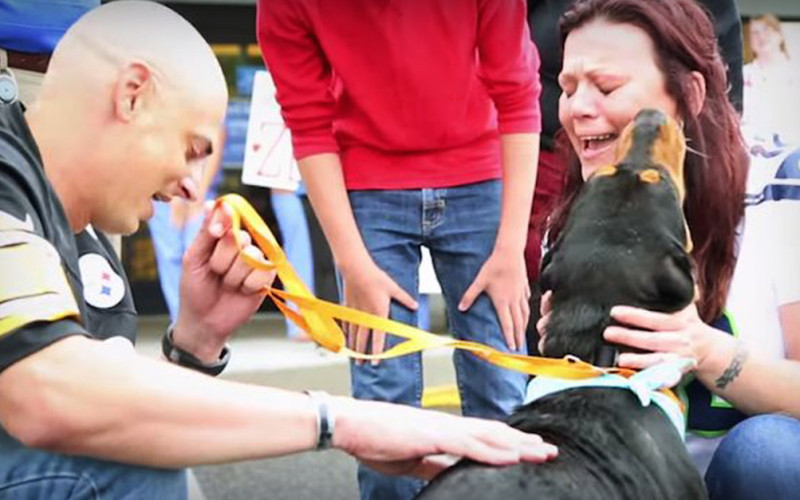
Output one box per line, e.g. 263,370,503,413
547,0,749,322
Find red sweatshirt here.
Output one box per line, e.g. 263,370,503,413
257,0,541,190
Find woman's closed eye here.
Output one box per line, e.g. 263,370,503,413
592,75,626,96
597,84,619,96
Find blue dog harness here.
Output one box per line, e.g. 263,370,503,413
525,358,692,439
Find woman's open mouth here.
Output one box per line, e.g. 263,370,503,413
580,133,618,161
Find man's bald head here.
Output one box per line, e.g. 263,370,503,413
28,1,228,235
46,0,226,101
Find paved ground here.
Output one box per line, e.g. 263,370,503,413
193,451,359,500
135,301,457,500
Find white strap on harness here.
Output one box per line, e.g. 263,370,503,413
524,358,694,439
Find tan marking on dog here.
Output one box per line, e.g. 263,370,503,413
615,123,635,167
615,112,694,259
614,114,687,203
652,117,687,203
639,169,661,184
650,116,692,253
685,221,694,253
593,165,618,178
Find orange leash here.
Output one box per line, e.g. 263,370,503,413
216,190,682,404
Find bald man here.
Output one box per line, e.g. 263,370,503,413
0,2,556,497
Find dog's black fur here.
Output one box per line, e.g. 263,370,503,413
416,110,706,500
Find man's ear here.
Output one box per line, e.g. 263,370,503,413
112,61,153,122
687,71,706,118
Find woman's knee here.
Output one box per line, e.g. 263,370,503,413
706,414,800,500
721,414,800,457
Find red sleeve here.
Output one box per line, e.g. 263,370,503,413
256,0,339,159
476,0,542,134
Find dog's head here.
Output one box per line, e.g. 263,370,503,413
613,109,687,201
539,108,695,365
589,108,692,253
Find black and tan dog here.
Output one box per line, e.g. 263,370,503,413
416,109,706,500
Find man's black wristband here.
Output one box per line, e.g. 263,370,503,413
161,325,230,377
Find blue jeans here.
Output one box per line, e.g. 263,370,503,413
705,414,800,500
271,191,315,339
347,180,528,500
0,427,186,499
417,295,431,331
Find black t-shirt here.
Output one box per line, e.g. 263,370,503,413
0,102,136,373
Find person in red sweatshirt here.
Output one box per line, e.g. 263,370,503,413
258,2,541,498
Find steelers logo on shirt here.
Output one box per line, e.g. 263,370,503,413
78,253,125,309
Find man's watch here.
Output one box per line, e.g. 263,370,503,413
161,325,230,376
0,68,18,105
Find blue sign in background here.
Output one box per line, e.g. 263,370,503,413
222,65,269,169
236,65,264,97
222,99,250,169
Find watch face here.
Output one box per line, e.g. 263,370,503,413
0,72,18,104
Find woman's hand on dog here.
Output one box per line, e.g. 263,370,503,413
604,303,721,373
459,250,531,351
332,396,558,480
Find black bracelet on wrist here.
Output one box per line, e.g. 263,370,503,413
161,325,230,377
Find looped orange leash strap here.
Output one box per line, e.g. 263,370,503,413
216,193,632,381
218,194,685,411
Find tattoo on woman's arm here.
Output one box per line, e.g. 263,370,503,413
715,346,748,390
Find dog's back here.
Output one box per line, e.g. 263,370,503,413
416,110,706,500
419,390,705,500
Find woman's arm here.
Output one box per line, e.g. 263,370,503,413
605,302,800,417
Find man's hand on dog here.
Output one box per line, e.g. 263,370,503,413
341,259,418,365
331,396,558,480
459,250,531,351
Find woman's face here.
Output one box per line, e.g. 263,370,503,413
558,20,679,180
749,19,783,58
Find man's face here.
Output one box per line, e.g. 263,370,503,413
95,86,226,235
